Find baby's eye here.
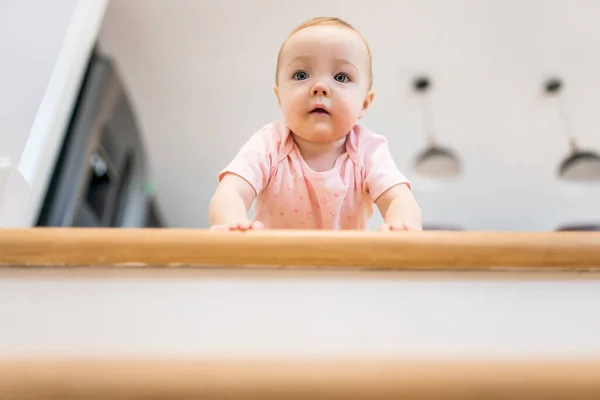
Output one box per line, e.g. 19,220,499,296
334,73,350,83
294,71,309,80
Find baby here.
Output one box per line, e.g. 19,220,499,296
209,17,422,231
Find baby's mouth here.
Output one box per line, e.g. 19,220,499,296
310,108,330,115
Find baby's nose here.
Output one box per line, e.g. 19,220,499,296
311,83,330,97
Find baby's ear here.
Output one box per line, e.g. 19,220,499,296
273,84,281,105
359,90,375,119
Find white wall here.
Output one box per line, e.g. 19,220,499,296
98,0,600,231
0,0,107,226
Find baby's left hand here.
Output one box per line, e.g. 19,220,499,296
375,184,423,232
378,222,421,232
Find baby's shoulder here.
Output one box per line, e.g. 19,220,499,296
347,124,391,162
247,120,291,154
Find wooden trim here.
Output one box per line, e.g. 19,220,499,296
2,359,600,399
1,228,600,270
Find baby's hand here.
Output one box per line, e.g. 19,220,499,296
210,220,265,232
378,222,421,232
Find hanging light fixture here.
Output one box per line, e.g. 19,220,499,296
544,77,600,182
412,76,462,179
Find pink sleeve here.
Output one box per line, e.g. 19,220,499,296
218,128,276,195
363,135,411,202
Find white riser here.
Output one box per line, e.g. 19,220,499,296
1,269,599,359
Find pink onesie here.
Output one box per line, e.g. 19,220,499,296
218,121,410,229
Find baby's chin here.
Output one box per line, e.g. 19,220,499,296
293,127,348,144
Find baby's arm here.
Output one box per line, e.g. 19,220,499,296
362,132,422,232
375,183,422,231
209,174,264,230
210,125,276,231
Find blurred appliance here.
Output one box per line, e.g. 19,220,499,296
556,223,600,231
36,51,163,227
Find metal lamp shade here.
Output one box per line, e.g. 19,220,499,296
414,145,461,179
558,149,600,182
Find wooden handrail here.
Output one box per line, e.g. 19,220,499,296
1,228,600,270
1,358,600,399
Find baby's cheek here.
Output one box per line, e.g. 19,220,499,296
288,88,307,104
283,94,307,118
339,94,360,112
335,100,361,125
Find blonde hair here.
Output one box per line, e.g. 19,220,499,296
275,17,373,89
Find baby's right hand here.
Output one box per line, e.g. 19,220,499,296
210,220,265,232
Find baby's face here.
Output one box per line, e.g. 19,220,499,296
274,25,373,144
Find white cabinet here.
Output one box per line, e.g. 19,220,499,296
0,159,29,227
0,0,108,227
